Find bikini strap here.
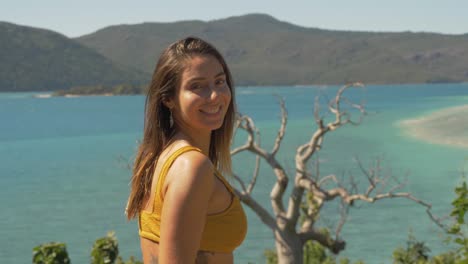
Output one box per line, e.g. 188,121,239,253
153,146,202,211
214,170,235,194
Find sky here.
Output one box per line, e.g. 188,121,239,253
2,0,468,37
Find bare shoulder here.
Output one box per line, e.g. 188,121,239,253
174,149,212,170
163,149,215,195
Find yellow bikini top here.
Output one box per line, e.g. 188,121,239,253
139,146,247,253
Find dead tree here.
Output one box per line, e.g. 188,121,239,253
230,83,443,264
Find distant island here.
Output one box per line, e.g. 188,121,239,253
2,14,468,92
52,83,147,96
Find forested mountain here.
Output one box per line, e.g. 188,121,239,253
76,14,468,85
2,14,468,92
0,22,148,91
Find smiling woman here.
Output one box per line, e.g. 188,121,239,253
168,55,232,134
125,37,247,264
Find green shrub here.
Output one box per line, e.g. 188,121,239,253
264,240,364,264
115,256,143,264
91,231,119,264
32,242,70,264
392,233,430,264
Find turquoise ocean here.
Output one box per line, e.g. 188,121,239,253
1,83,468,263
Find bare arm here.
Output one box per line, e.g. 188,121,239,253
159,151,215,264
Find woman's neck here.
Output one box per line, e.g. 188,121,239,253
170,127,211,155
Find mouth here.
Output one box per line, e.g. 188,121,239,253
200,105,222,115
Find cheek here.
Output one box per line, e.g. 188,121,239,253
176,93,199,113
223,86,232,103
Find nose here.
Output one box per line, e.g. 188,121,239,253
207,83,220,101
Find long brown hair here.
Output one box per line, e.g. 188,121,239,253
126,37,236,220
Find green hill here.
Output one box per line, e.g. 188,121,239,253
0,22,149,92
76,14,468,85
3,14,468,92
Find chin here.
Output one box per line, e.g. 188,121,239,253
210,123,224,131
204,120,225,132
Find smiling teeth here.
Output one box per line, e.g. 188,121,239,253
204,106,220,114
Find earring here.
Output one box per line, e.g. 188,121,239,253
169,110,174,127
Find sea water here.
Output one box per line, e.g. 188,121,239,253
1,83,467,263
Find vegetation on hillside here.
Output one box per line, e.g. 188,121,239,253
2,14,468,92
76,14,468,86
0,22,149,92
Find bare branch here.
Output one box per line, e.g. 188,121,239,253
302,83,366,164
340,97,367,126
354,156,377,196
272,96,288,156
302,153,447,237
300,190,325,233
231,115,256,156
323,185,447,231
299,229,346,254
232,112,290,216
230,83,446,260
288,83,367,227
247,154,261,194
297,178,326,201
314,95,324,129
232,172,248,194
318,174,338,187
387,178,407,194
335,200,349,240
233,121,262,195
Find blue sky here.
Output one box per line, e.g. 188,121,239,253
2,0,468,37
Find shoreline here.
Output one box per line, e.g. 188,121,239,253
3,81,468,94
398,104,468,149
32,93,115,98
63,93,114,97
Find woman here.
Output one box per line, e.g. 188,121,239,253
126,37,247,264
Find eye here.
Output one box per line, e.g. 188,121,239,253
190,83,202,90
215,78,226,86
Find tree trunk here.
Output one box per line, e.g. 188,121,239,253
274,230,303,264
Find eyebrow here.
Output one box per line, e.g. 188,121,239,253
187,71,226,83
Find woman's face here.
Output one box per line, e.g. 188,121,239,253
167,55,232,134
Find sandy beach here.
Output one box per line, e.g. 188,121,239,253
32,93,53,98
399,104,468,149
